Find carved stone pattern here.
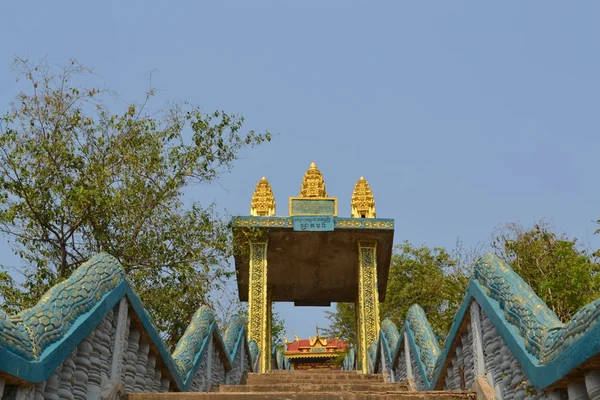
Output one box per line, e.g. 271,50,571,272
464,329,475,389
367,341,378,373
43,366,61,400
394,345,408,382
409,344,425,391
87,314,109,397
159,378,170,392
188,347,209,392
124,330,140,393
57,348,77,399
33,381,45,400
134,343,149,392
171,306,216,380
250,177,276,216
444,327,475,391
152,368,162,392
480,311,550,400
72,329,94,400
15,384,36,400
234,216,393,229
247,242,267,370
405,305,441,382
358,244,379,361
98,309,114,385
119,316,131,387
248,340,260,372
223,315,244,358
211,342,226,387
144,356,157,393
226,340,245,385
380,319,400,373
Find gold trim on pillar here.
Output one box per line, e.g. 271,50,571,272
248,241,269,372
357,240,380,373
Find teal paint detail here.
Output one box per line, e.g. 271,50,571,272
172,306,217,380
248,339,260,370
9,253,125,361
405,305,441,381
230,216,394,230
293,216,334,231
343,347,356,370
378,319,400,369
0,253,251,391
290,198,336,216
543,297,600,363
223,315,245,359
474,253,562,358
372,253,600,391
0,317,32,361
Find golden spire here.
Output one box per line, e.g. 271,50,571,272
250,177,276,216
351,176,376,218
299,162,328,198
292,330,300,342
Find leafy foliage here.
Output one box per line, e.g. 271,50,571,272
0,58,271,348
380,242,470,342
322,302,356,346
492,221,600,322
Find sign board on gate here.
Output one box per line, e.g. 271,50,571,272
293,216,334,231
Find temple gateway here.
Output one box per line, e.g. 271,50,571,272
232,162,394,373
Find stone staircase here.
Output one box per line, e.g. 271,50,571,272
129,370,476,399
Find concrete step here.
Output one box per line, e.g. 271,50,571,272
264,370,361,374
217,382,409,393
129,391,476,399
246,373,383,385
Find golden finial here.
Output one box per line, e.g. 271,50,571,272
292,330,300,342
250,177,276,216
299,162,328,198
283,334,291,345
351,176,376,218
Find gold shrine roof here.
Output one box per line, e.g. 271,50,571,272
299,162,328,198
250,177,276,216
351,177,376,218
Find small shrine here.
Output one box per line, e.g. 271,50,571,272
283,327,349,370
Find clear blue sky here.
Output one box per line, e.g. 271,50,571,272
1,2,600,340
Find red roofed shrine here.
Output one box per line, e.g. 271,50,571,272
284,327,349,370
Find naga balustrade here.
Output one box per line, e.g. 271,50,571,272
0,253,288,399
343,253,600,400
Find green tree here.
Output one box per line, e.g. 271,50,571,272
381,242,469,341
0,58,271,348
324,242,471,346
492,221,600,321
323,302,356,346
